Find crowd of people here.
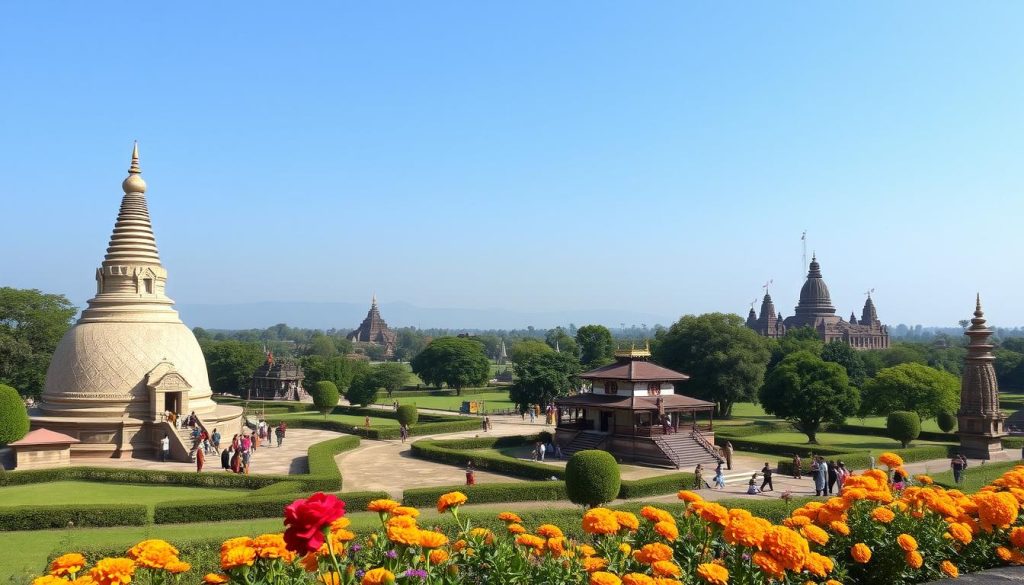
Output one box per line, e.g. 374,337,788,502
159,410,288,474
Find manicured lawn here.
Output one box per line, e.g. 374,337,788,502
930,459,1023,493
378,391,516,413
742,431,953,452
276,411,401,427
849,415,945,433
0,481,247,509
728,402,776,422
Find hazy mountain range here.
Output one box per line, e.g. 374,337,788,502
175,301,674,331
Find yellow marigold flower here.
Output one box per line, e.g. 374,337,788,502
391,506,419,517
762,525,810,572
652,561,682,577
590,571,622,585
997,546,1014,561
582,508,621,535
220,537,254,554
829,521,851,536
851,543,872,564
367,499,401,514
429,549,449,564
418,530,449,549
696,563,729,585
879,452,904,468
361,568,395,585
940,560,959,578
622,574,655,585
677,490,703,503
897,533,918,552
582,556,609,572
547,537,567,557
905,550,923,569
615,511,640,531
618,543,632,555
203,575,229,584
498,511,523,523
537,524,564,538
330,517,351,529
634,542,674,564
870,507,895,523
127,539,180,570
578,544,597,557
515,534,546,551
469,527,495,545
691,501,730,526
652,580,683,585
654,520,679,540
507,523,526,534
50,553,86,577
221,546,256,570
801,524,829,546
32,577,66,585
641,506,676,525
386,525,421,546
319,572,341,585
436,491,468,513
752,552,785,579
386,515,417,529
916,474,933,485
89,558,136,585
165,560,191,574
947,522,973,545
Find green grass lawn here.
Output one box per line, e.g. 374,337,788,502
930,459,1023,493
276,411,401,427
378,391,516,413
0,481,247,510
742,431,953,452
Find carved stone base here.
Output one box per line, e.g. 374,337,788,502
957,433,1006,460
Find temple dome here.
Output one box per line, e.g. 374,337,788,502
794,255,836,317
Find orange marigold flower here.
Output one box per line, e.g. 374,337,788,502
498,511,523,523
804,551,835,577
677,490,703,503
361,568,395,585
897,533,918,552
622,574,655,585
220,537,254,554
652,560,682,577
825,581,843,585
905,550,923,569
319,572,341,585
203,574,230,584
696,563,729,585
851,543,872,564
436,491,468,513
391,506,419,518
829,521,851,536
386,515,417,529
615,511,640,531
418,530,448,549
870,507,895,523
165,560,191,574
367,499,401,514
654,521,679,540
590,571,622,585
916,474,934,485
947,522,973,545
752,552,785,579
548,537,567,557
252,533,295,561
724,509,771,548
785,515,811,528
515,534,546,551
652,580,683,585
50,553,86,577
582,556,609,572
469,527,495,545
330,517,352,529
1011,527,1024,548
32,577,66,585
221,546,256,570
634,543,674,564
879,452,904,468
578,544,597,557
127,539,180,570
89,558,136,585
976,491,1020,530
997,546,1014,561
691,501,730,526
940,560,959,578
582,508,621,535
429,549,449,564
641,506,676,525
300,553,319,572
386,526,421,546
801,524,830,546
507,523,527,534
762,525,810,572
537,524,564,539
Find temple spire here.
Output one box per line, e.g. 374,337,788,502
105,143,159,266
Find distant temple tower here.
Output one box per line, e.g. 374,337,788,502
957,295,1006,459
250,352,307,401
347,295,397,358
746,255,889,349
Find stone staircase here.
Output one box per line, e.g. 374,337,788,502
562,431,608,456
650,432,724,469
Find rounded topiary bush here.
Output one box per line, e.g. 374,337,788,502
0,384,29,446
310,381,340,418
396,404,419,427
887,410,921,448
565,449,620,508
937,411,957,433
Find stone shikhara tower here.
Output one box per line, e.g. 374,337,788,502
957,294,1006,459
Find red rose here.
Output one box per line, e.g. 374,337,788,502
283,492,346,554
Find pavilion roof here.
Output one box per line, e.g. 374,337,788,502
580,359,690,382
555,392,714,411
9,428,80,446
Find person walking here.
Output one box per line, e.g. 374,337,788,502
160,434,170,462
714,461,726,489
465,460,476,486
759,462,774,492
482,417,489,432
399,424,408,443
827,460,838,495
817,457,829,496
837,461,849,491
220,447,230,471
538,442,546,462
529,409,536,423
275,423,286,447
811,457,824,496
868,451,875,470
792,454,802,479
212,428,221,452
196,446,205,473
724,441,734,470
693,464,705,490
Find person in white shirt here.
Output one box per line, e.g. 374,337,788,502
160,434,170,462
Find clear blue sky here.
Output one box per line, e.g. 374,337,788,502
2,3,1022,327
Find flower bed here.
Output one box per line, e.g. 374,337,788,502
36,451,1024,585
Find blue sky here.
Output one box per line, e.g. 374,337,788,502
2,3,1023,328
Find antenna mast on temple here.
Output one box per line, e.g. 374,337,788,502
864,288,875,298
763,279,773,294
801,231,807,275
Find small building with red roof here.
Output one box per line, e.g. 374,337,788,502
9,428,80,470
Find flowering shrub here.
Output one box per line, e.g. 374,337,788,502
32,455,1024,584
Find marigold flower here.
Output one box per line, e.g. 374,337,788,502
367,499,401,514
220,537,253,554
221,546,256,570
498,511,523,523
32,577,66,585
622,574,655,585
634,543,674,564
330,517,352,529
590,572,622,585
319,572,341,585
127,539,180,570
50,553,86,577
251,533,295,561
548,537,567,557
386,525,421,546
916,474,934,485
851,543,872,564
468,527,495,545
507,523,526,534
997,546,1014,561
436,491,468,513
361,568,395,585
641,506,676,524
537,524,564,539
582,556,609,572
829,521,851,536
897,533,918,552
677,490,703,503
203,575,229,584
89,558,136,585
691,501,730,526
615,511,640,531
651,561,682,577
618,543,631,555
578,544,597,557
582,508,621,535
429,549,449,564
940,560,959,578
947,522,973,545
418,530,449,549
879,452,904,468
391,506,419,517
516,534,546,550
696,563,729,585
652,580,683,585
164,560,191,574
724,509,771,548
752,552,785,579
905,550,923,569
762,525,810,572
870,507,895,523
386,515,417,529
654,520,679,540
975,491,1020,531
801,524,829,546
805,551,835,577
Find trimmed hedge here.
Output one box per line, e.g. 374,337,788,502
618,473,695,499
0,466,284,489
411,436,566,481
776,444,954,476
1002,437,1024,449
153,490,389,524
403,481,568,508
829,423,957,444
381,386,509,399
0,503,148,531
286,416,480,440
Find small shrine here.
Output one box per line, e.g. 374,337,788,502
554,347,721,468
249,353,307,401
957,295,1007,459
8,428,80,470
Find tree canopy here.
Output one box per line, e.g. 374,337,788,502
310,381,340,417
509,351,581,413
859,362,960,421
820,340,867,387
575,325,615,369
653,313,771,418
544,327,580,358
410,337,491,394
345,371,380,407
0,288,77,397
300,355,369,393
0,383,29,445
759,350,860,443
510,339,554,365
374,362,411,397
200,340,265,396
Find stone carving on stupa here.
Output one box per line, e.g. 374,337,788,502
957,294,1006,459
32,144,242,460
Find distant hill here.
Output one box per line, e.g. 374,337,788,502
175,300,673,331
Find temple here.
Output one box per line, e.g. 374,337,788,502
554,347,721,469
32,145,243,460
746,255,890,349
249,353,307,401
957,295,1006,459
347,296,397,359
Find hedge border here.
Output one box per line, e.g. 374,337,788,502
284,406,481,440
0,503,148,531
411,435,565,481
153,490,390,524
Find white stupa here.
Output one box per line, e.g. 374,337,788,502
32,144,242,459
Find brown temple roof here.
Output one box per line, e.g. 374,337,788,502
555,393,714,411
580,359,690,382
10,428,80,446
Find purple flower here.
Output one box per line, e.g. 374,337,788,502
742,553,751,561
355,570,365,578
350,544,363,553
405,569,428,580
386,549,398,559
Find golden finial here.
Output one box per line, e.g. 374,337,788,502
122,141,147,194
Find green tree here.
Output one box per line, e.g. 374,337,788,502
653,313,771,418
565,450,621,508
821,340,867,387
200,340,265,396
300,355,368,392
345,371,380,407
859,363,960,421
510,339,553,365
887,411,921,448
310,381,340,417
575,325,615,369
509,352,581,413
545,327,580,358
374,362,411,397
766,327,824,372
410,337,490,395
0,383,30,445
759,350,859,443
0,288,77,398
397,404,419,427
394,328,430,362
937,411,957,433
306,334,338,357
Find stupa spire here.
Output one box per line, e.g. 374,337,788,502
104,143,160,266
957,293,1006,458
